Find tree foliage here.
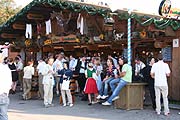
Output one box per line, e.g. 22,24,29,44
0,0,21,25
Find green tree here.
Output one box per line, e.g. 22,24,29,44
0,0,21,25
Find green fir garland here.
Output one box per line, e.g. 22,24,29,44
1,0,180,32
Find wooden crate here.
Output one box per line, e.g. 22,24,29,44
114,83,147,110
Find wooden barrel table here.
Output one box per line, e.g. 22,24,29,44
69,79,77,95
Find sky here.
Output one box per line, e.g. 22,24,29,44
14,0,180,15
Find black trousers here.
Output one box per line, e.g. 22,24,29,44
77,73,86,92
148,83,156,109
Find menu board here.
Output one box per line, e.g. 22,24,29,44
162,46,172,61
123,48,128,58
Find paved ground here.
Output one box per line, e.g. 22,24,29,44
8,92,180,120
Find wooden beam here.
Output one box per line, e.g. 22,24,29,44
87,45,98,50
63,45,74,51
31,6,54,12
0,27,25,33
1,33,21,39
12,23,25,30
92,17,102,34
27,13,44,20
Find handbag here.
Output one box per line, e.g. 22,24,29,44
0,93,9,105
61,79,70,90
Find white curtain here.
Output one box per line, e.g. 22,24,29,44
45,19,52,35
25,24,32,39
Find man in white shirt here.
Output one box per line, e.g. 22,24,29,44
134,58,146,81
76,55,87,94
0,53,12,120
151,54,170,116
37,59,46,99
42,57,55,108
69,55,77,71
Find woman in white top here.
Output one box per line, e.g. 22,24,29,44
22,61,34,100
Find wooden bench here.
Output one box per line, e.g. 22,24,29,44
114,82,147,110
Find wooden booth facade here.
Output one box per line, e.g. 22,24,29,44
0,0,180,101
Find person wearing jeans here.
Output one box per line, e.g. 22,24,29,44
97,58,117,99
102,57,132,105
109,78,121,92
107,79,127,103
99,77,114,98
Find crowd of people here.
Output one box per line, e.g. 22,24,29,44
136,54,171,116
0,51,179,120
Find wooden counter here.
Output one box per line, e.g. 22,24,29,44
114,82,147,110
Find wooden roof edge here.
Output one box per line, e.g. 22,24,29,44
131,11,161,18
115,9,161,18
63,0,110,9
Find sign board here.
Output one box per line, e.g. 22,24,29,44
173,39,179,47
162,46,172,61
159,0,180,20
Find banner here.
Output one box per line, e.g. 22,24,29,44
159,0,180,20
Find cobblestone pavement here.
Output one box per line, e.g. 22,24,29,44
8,93,180,120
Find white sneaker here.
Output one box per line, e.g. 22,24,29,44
92,101,98,104
112,96,119,101
101,95,109,99
102,101,111,106
69,104,73,107
56,91,59,95
45,104,49,108
63,104,66,107
96,95,102,99
49,104,54,107
164,112,170,116
156,112,161,115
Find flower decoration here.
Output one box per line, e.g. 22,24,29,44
25,39,31,46
99,34,104,40
139,29,146,38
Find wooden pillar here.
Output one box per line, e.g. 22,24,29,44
171,39,180,100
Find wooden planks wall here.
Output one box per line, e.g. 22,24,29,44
171,45,180,100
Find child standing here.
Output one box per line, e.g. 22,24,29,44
94,57,103,95
58,62,73,107
84,63,98,105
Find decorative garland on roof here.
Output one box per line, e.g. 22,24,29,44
117,13,180,30
1,0,180,32
0,0,110,31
